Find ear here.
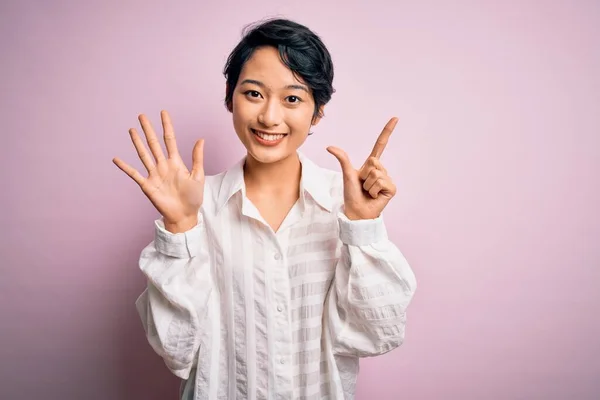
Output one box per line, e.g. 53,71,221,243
311,105,325,126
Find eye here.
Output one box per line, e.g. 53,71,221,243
244,90,263,99
286,95,302,104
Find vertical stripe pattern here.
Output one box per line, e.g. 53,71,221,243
135,152,417,400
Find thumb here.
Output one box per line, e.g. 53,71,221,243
190,139,205,181
326,146,354,177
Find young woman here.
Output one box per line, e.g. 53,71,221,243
113,18,417,400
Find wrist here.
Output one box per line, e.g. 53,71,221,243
343,207,379,221
164,215,198,233
344,212,364,221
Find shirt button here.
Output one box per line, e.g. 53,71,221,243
274,253,281,260
280,358,285,364
277,305,283,312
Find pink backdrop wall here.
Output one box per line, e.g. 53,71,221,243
2,0,599,399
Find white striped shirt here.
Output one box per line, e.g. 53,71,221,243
135,151,417,400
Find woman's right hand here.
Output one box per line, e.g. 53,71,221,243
113,110,205,233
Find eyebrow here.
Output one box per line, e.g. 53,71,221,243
240,79,309,93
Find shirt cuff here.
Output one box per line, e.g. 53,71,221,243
337,211,388,246
154,215,203,258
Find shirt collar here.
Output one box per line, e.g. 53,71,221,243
297,151,334,213
216,151,334,215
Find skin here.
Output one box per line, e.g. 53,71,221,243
112,46,399,233
231,46,321,172
228,46,322,231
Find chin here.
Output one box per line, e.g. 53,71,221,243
247,146,296,165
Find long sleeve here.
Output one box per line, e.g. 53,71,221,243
325,211,417,357
135,214,213,379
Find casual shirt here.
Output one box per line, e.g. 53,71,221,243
135,151,417,400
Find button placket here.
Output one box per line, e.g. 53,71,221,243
273,249,287,321
271,241,292,396
272,248,290,379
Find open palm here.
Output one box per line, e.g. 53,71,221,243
113,110,205,232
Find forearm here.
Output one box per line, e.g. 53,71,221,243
136,216,213,379
328,212,417,356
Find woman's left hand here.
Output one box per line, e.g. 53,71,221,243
327,117,399,220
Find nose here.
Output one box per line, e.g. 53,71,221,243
258,99,283,127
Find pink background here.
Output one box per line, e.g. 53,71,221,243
2,0,599,399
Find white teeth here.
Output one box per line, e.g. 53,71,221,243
255,131,285,141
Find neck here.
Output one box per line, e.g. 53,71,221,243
243,152,302,195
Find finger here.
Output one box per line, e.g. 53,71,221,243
368,179,384,199
368,177,396,199
326,146,355,177
113,157,146,187
138,114,166,164
369,117,398,159
359,157,387,180
161,110,180,159
363,169,384,192
129,128,156,174
372,158,388,175
190,139,205,181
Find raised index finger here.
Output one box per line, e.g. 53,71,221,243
369,117,399,159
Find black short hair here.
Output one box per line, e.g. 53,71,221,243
223,18,335,120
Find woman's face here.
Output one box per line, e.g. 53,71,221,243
230,46,322,165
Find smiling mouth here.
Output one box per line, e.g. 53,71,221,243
251,129,288,142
